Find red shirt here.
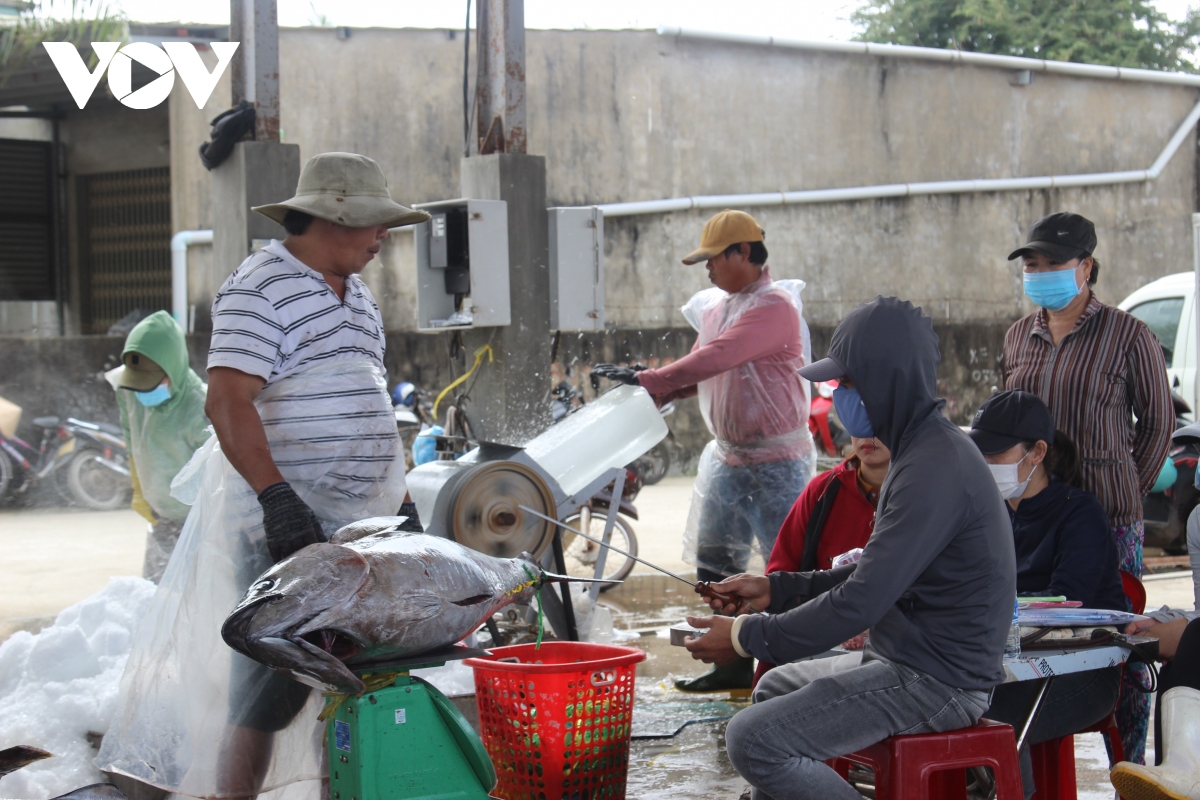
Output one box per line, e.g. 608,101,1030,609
754,460,878,686
766,460,878,573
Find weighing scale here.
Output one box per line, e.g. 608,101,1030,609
324,645,497,800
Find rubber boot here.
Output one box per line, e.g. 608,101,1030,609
674,656,754,697
1111,686,1200,800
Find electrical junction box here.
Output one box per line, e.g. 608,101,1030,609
548,206,604,331
413,198,510,331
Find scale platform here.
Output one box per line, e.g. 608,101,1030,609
327,645,496,800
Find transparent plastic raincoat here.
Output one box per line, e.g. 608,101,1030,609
644,272,814,577
97,359,406,799
114,311,211,525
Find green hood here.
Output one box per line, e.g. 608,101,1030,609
122,311,203,407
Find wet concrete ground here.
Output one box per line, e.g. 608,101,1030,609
2,480,1194,799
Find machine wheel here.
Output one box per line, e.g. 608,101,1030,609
66,449,129,510
448,461,557,559
559,509,637,587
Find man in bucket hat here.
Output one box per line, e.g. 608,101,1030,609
98,153,429,800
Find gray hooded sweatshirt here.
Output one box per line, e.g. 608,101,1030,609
738,297,1016,691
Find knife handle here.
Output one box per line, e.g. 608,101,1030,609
696,581,741,609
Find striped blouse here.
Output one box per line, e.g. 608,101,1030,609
1000,292,1172,527
208,241,386,386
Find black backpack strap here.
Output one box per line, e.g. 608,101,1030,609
799,474,842,572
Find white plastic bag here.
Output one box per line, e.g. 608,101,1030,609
97,360,405,799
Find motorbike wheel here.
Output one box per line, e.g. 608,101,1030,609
0,448,12,502
66,449,130,511
635,444,670,486
559,509,637,587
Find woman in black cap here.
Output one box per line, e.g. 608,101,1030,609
969,389,1127,799
999,211,1172,765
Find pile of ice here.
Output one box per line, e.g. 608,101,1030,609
0,578,156,800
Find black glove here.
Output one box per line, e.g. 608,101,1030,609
592,363,645,386
258,482,326,562
397,502,423,532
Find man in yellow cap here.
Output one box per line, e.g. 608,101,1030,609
99,152,429,800
594,209,816,692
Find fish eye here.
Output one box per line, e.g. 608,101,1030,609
253,578,277,592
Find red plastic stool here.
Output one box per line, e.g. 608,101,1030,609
1029,711,1126,800
826,719,1024,800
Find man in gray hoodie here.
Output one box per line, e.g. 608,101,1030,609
685,296,1016,800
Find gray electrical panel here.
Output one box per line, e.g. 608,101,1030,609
548,206,604,331
413,198,510,331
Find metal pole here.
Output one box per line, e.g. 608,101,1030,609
475,0,525,154
230,0,280,142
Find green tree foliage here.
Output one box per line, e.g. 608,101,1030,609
1,0,126,87
851,0,1200,72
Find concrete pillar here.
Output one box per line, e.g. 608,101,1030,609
202,141,299,329
460,153,551,445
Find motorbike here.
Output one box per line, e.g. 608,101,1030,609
809,379,851,471
0,415,131,510
1143,390,1197,554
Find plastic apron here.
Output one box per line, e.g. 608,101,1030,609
97,360,406,799
681,279,816,575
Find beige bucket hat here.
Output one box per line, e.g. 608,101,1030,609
252,152,431,229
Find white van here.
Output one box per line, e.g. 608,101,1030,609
1118,272,1196,418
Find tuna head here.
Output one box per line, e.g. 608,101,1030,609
221,542,371,694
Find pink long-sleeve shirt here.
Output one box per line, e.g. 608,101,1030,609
637,269,809,465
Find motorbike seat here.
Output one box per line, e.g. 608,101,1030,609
32,416,60,429
96,422,123,436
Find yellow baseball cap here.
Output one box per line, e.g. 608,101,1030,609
681,209,765,265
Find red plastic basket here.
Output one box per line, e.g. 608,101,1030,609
464,642,647,800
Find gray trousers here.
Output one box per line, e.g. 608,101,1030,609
725,652,990,800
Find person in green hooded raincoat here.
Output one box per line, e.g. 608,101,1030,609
115,311,211,582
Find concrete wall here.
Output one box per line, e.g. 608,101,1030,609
164,28,1200,338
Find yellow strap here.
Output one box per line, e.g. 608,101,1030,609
319,670,407,723
432,344,494,420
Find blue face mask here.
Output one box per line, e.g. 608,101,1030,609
1023,268,1083,311
135,381,171,407
833,385,875,438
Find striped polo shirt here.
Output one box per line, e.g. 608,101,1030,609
1000,292,1172,527
208,241,386,385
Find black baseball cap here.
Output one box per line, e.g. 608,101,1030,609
968,390,1056,455
1007,212,1097,262
798,353,849,382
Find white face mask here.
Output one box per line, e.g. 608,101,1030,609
989,451,1036,500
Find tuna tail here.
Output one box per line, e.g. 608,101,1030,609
0,745,53,778
538,570,623,587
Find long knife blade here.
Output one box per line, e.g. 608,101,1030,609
518,504,697,586
519,505,744,608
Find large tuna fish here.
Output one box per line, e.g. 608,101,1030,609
221,517,606,694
